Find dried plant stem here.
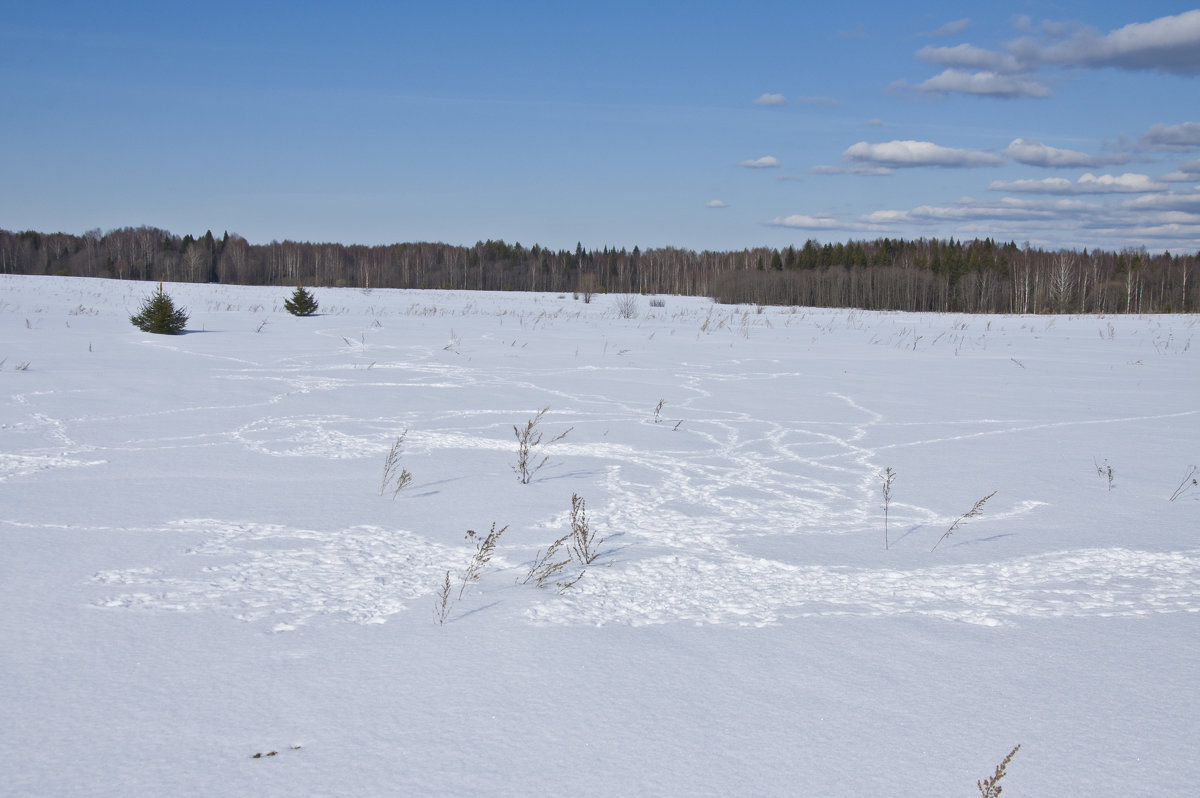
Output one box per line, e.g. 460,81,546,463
434,570,453,626
568,493,603,565
1168,465,1197,501
976,743,1020,798
459,522,508,599
931,491,996,552
512,407,572,483
522,533,571,588
380,430,409,496
880,467,896,550
391,468,412,497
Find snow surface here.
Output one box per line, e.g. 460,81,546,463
2,274,1198,796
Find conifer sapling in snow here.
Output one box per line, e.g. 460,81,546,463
130,282,188,334
284,284,319,316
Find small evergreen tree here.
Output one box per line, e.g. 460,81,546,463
130,282,188,334
284,284,319,316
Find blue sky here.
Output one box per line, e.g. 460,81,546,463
3,1,1199,252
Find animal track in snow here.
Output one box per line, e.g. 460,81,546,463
94,519,474,631
526,547,1200,627
231,415,396,459
0,452,106,483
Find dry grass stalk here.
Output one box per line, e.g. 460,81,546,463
380,430,411,497
459,523,508,599
1168,465,1197,501
976,743,1020,797
931,490,997,552
512,407,572,484
568,493,603,565
653,399,665,423
555,570,584,593
434,570,453,626
880,467,896,550
392,468,413,497
522,533,571,588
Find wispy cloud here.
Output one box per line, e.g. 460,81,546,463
739,156,781,169
905,69,1052,98
866,118,884,127
768,214,842,229
916,43,1021,72
901,10,1200,99
1011,10,1200,75
1135,122,1200,152
753,93,787,106
856,193,1200,247
811,164,894,176
767,214,878,231
861,196,1098,226
797,95,842,107
922,18,972,38
1003,138,1132,168
843,140,1004,169
1160,160,1200,182
989,173,1168,194
1122,189,1200,213
705,200,728,208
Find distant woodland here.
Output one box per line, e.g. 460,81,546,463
2,226,1196,314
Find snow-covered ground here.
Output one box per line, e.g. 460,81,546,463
2,274,1197,796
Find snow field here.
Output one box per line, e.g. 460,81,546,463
1,275,1198,796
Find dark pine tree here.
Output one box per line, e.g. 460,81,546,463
130,283,188,334
284,284,319,316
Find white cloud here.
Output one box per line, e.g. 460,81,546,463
739,156,780,169
1136,122,1200,152
989,172,1168,194
914,69,1052,98
1003,138,1132,168
866,118,884,127
705,200,728,208
753,93,787,106
842,140,1005,168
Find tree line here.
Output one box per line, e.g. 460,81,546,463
2,226,1195,314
